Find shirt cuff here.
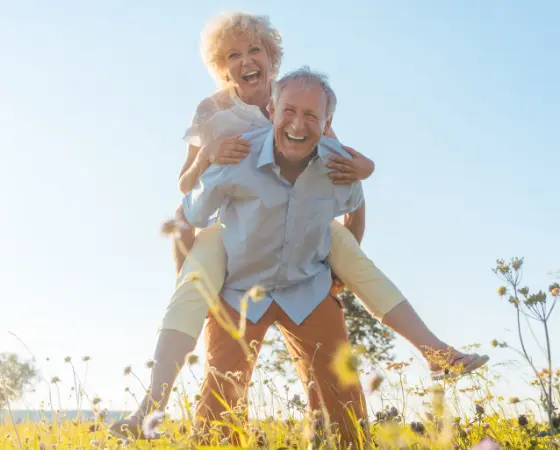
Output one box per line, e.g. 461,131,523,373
182,193,208,229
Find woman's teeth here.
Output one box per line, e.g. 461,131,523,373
242,71,260,85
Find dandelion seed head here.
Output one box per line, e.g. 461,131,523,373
142,411,165,439
145,359,156,369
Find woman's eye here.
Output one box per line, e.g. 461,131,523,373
250,47,261,53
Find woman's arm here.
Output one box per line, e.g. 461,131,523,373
178,137,251,195
325,126,375,183
178,144,210,195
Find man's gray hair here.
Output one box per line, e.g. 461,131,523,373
272,66,337,120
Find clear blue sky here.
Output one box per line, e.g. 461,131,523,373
1,1,559,416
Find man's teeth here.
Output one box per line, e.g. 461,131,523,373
244,71,258,76
287,133,306,141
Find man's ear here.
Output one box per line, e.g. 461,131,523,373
323,119,333,137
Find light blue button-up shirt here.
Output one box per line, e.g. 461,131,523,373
183,125,364,325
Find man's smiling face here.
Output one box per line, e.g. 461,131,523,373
270,80,331,164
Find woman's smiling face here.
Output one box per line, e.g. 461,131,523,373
222,34,272,99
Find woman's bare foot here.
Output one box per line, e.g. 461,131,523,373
109,416,143,440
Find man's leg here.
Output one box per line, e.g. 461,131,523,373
278,292,366,447
328,220,487,373
109,224,226,439
194,299,274,440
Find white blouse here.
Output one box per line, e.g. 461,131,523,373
183,89,271,148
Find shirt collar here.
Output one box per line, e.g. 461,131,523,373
257,127,276,168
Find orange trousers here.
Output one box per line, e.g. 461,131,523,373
195,292,367,445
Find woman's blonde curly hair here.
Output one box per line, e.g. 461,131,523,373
200,12,283,88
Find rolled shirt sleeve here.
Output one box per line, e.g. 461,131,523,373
182,164,233,228
337,181,365,215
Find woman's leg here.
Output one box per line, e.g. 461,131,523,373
172,205,196,275
328,221,486,371
110,224,226,439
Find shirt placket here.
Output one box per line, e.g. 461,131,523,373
271,166,299,287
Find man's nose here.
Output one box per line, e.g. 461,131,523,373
291,116,306,133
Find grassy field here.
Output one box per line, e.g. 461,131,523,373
1,360,559,449
2,259,558,448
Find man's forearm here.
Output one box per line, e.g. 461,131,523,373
343,201,366,244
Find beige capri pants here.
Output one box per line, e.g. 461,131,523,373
161,220,406,339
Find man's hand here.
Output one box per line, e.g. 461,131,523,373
327,146,375,184
202,135,251,165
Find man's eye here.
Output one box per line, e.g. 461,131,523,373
305,113,318,120
228,53,240,59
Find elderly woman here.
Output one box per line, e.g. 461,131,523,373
110,12,488,439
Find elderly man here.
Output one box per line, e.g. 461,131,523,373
185,67,367,444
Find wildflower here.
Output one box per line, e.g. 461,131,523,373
161,219,188,238
291,394,301,404
491,339,499,348
475,404,485,416
551,287,559,297
142,411,165,439
388,406,399,418
410,421,425,435
375,411,387,422
50,376,60,384
123,366,132,376
497,286,507,296
96,408,108,421
64,356,72,363
92,397,101,405
145,359,156,369
367,373,384,393
471,438,500,450
82,356,91,362
330,343,360,388
247,285,267,302
517,414,528,427
90,440,100,447
519,287,529,296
